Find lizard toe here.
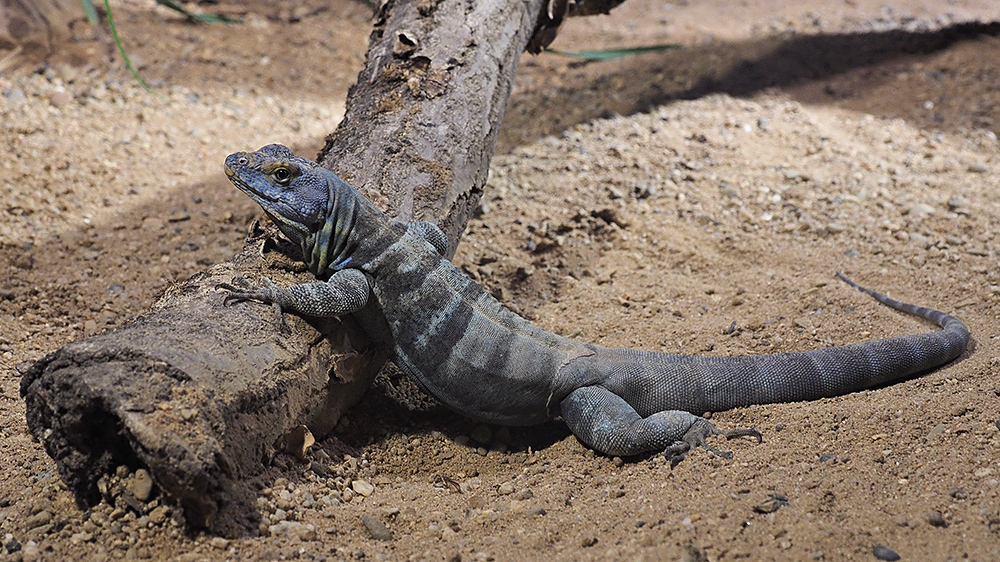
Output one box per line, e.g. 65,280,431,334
217,286,251,306
721,427,763,443
217,278,275,307
216,276,258,304
665,442,692,468
667,418,762,466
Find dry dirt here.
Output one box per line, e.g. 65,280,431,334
2,0,1000,560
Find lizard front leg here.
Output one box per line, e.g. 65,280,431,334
218,268,371,318
560,386,761,467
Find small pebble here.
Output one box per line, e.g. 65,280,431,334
24,511,51,530
361,514,393,541
926,423,947,439
926,510,947,527
20,541,38,562
128,469,155,502
70,531,93,544
351,480,374,497
49,90,73,107
209,537,229,549
148,506,169,525
872,545,901,560
907,203,935,218
298,523,317,541
5,87,26,102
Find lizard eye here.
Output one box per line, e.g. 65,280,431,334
273,166,292,186
237,156,248,166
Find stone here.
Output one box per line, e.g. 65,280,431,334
907,203,935,218
351,480,374,497
49,90,73,107
128,469,155,501
361,514,393,541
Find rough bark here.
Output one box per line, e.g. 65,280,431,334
319,0,547,255
20,0,548,536
20,226,383,535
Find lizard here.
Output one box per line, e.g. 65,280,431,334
218,144,970,465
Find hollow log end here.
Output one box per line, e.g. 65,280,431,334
19,341,260,534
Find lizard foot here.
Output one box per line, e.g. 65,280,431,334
216,276,290,333
216,276,279,306
665,419,763,468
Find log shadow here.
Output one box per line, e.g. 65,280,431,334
499,20,1000,151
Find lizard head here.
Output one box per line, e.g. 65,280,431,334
224,144,332,244
225,144,368,275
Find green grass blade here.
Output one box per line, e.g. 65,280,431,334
103,0,161,96
78,0,99,25
155,0,242,24
544,44,681,61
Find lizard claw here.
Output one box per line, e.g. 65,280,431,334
217,276,250,305
665,419,763,468
216,276,278,306
216,276,291,333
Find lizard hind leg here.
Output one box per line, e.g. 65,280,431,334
560,386,761,466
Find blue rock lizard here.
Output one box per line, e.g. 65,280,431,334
218,144,970,465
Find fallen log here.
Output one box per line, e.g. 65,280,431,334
21,0,556,535
20,227,380,534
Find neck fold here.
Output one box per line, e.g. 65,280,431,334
301,172,391,277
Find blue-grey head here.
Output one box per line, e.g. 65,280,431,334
225,144,359,275
224,144,334,244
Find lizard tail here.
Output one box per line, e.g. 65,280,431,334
584,274,969,417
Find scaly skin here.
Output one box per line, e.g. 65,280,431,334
219,144,970,464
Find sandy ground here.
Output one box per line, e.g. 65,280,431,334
2,0,1000,560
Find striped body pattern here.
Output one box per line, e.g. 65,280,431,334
220,144,970,463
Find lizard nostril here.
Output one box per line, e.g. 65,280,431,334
237,157,249,166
